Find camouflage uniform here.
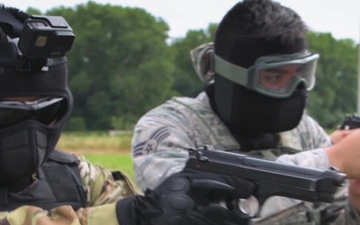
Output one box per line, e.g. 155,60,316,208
132,92,358,224
0,154,142,225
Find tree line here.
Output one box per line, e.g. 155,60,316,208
27,2,359,130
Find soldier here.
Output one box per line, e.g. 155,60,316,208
0,5,256,225
131,0,359,224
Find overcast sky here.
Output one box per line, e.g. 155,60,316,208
1,0,359,42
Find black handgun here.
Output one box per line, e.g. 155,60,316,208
185,145,346,208
340,113,360,130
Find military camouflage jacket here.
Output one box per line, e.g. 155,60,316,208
0,154,142,225
131,92,358,224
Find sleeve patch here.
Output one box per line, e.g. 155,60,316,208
133,126,170,157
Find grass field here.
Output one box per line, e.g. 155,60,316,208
57,131,135,180
83,153,135,180
57,131,132,153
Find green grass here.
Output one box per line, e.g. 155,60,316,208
58,131,132,152
58,131,135,180
83,153,135,180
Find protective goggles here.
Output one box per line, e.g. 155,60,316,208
214,51,319,98
0,97,64,128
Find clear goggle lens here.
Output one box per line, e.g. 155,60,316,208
254,59,317,97
214,52,319,98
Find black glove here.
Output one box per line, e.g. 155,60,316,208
116,171,255,225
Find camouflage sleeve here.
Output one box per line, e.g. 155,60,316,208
275,148,330,169
0,204,121,225
76,203,119,225
305,113,332,150
282,113,332,151
131,109,197,191
0,205,81,225
255,149,334,221
303,113,332,148
75,154,142,206
269,148,360,225
331,200,360,225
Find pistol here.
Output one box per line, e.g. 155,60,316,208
340,113,360,130
185,145,346,208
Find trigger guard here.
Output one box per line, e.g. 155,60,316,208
191,179,236,193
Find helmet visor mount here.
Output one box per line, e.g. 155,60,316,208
214,52,319,98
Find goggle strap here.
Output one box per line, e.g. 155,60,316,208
214,54,249,86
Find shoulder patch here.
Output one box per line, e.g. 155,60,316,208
133,126,170,157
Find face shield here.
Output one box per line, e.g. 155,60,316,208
214,52,319,98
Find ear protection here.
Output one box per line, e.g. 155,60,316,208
189,42,215,84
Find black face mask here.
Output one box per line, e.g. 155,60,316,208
0,119,62,184
207,74,307,146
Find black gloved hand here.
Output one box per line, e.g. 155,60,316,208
116,171,255,225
